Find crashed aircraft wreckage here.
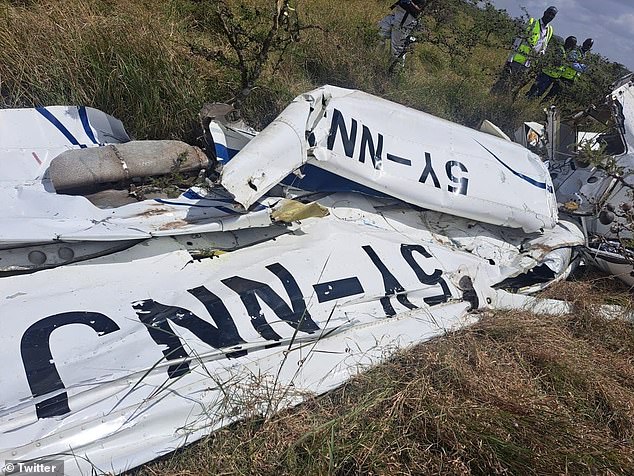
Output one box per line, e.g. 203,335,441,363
1,82,631,474
546,75,634,286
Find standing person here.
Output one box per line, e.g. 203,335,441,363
491,6,558,95
378,0,426,67
526,35,577,99
542,37,593,101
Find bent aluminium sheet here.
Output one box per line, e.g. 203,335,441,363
0,192,582,475
0,106,271,247
0,186,273,246
221,85,558,232
1,194,483,475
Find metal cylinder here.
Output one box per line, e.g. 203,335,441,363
48,140,208,191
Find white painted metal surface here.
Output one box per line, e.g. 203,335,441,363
614,75,634,148
0,193,582,475
0,107,272,248
1,186,273,246
548,77,634,285
0,86,608,475
0,106,129,183
221,86,558,233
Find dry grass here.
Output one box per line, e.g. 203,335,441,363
0,0,547,140
135,270,634,475
4,2,633,473
0,0,223,140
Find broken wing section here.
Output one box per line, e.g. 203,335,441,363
221,85,558,233
219,93,317,204
0,185,273,247
0,106,129,183
0,106,274,255
0,194,485,475
0,191,582,475
614,74,634,148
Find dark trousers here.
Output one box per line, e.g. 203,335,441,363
543,77,575,101
491,61,530,96
526,72,556,99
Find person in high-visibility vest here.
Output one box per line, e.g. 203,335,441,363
575,38,593,74
526,36,578,99
491,6,558,95
541,37,593,101
378,0,426,67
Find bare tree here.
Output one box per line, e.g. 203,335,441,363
190,0,304,109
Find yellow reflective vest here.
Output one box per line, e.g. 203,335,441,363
543,47,580,80
560,50,581,80
512,18,553,66
543,45,565,79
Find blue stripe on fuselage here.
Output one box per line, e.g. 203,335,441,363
78,106,98,144
475,140,553,193
36,107,87,148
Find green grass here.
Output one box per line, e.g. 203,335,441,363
0,0,220,140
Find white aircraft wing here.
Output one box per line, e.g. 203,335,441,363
221,85,558,233
0,87,591,475
0,193,583,475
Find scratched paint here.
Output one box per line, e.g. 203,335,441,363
220,86,558,232
0,86,602,475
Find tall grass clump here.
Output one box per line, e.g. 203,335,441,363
0,0,223,140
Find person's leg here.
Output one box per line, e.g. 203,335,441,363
391,15,418,64
491,63,513,94
508,62,532,100
526,72,554,98
389,11,409,58
542,79,562,102
510,61,532,92
378,12,395,41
